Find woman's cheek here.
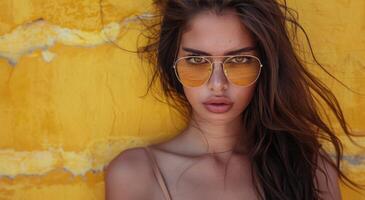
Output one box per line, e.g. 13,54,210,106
183,87,201,107
233,86,256,111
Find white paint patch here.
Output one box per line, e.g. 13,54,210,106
0,15,153,66
0,12,156,66
41,50,56,62
0,137,148,178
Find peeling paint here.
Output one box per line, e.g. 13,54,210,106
0,150,56,177
0,137,148,178
343,155,365,166
40,49,56,62
0,19,120,65
0,12,155,66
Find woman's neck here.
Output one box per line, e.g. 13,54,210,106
186,113,247,154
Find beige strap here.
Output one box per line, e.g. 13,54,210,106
144,146,172,200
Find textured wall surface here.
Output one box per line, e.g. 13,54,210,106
0,0,364,199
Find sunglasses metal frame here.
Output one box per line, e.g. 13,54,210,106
173,54,263,87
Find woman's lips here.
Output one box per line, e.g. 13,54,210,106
203,103,233,113
202,97,233,113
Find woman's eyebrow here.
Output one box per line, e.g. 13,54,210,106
181,46,257,56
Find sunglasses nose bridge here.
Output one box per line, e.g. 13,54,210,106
210,58,224,69
211,59,227,75
208,60,228,82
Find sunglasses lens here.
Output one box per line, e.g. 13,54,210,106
224,55,261,86
175,57,211,87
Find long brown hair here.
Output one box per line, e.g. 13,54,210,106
102,0,363,199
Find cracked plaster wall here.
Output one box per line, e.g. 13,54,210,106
0,0,364,199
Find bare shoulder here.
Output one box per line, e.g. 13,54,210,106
104,147,154,200
316,152,342,200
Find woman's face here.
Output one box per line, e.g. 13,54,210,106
177,9,259,123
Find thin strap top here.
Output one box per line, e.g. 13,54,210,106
144,146,173,200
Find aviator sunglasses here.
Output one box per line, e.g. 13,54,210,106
173,54,263,87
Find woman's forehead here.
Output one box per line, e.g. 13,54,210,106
180,10,255,55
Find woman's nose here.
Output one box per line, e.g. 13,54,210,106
207,62,228,91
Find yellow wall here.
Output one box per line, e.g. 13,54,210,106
0,0,364,199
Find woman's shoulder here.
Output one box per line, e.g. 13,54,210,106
104,146,156,199
315,151,342,200
109,146,150,163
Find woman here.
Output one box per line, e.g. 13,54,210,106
105,0,360,199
